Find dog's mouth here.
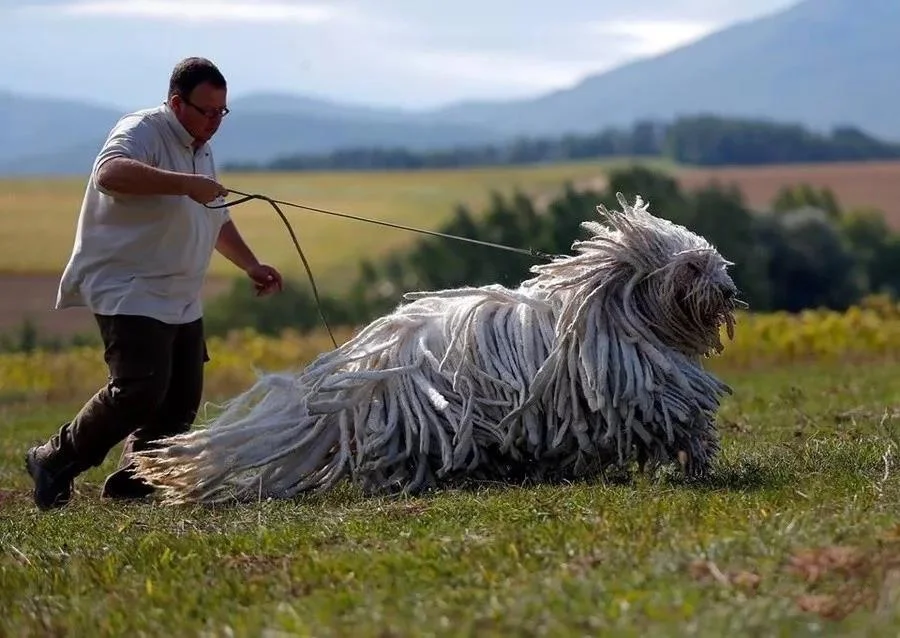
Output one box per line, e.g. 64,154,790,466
675,284,746,355
709,287,747,352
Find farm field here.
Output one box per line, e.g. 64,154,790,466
3,157,900,340
0,160,900,336
0,158,646,339
676,160,900,222
0,159,644,279
1,304,900,636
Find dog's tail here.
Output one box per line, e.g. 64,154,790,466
130,369,357,504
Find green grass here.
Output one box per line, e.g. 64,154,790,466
0,158,672,288
2,359,900,636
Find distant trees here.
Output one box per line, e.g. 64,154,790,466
224,116,900,173
203,166,900,338
663,117,900,165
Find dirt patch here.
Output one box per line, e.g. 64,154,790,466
222,553,293,577
674,160,900,229
786,543,900,621
0,273,233,340
685,536,900,622
0,489,18,508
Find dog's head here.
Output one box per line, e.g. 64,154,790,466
528,192,745,358
596,192,745,357
656,244,743,356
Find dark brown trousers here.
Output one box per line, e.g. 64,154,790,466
38,313,208,477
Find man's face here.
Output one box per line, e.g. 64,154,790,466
171,82,228,144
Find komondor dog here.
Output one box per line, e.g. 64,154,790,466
131,193,745,504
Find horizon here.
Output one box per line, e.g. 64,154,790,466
2,0,799,112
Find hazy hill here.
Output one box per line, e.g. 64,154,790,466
0,92,502,175
429,0,900,140
0,91,121,168
226,92,420,124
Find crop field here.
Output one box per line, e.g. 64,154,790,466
4,158,900,279
0,158,651,338
0,159,648,279
1,302,900,636
5,157,900,340
676,160,900,225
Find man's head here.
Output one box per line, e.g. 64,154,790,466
167,57,228,145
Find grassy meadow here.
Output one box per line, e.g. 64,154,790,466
2,303,900,635
2,160,900,635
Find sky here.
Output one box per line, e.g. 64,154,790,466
2,0,800,111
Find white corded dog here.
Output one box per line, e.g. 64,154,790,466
131,193,745,504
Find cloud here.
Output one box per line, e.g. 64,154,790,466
392,18,718,97
386,17,723,97
586,19,719,56
38,0,339,24
403,49,611,93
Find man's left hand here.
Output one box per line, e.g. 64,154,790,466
246,263,283,296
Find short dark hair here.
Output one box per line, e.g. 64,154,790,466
168,57,226,98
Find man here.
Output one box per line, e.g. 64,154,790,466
24,56,284,510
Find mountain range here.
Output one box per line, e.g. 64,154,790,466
2,0,897,175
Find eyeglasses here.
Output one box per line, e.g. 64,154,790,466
182,95,230,119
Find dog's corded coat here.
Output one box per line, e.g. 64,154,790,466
132,193,744,504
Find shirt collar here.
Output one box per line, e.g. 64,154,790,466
161,102,198,150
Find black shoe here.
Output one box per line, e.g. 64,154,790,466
24,446,75,510
100,466,155,500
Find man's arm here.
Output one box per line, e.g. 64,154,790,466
96,158,194,196
216,219,260,272
96,158,227,203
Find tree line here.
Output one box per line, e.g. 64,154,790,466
203,166,900,339
223,116,900,172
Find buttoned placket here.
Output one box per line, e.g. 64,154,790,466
161,102,207,175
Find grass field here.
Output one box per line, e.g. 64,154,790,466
1,362,898,635
5,157,900,340
0,159,657,284
0,158,638,338
3,158,900,636
2,305,900,635
4,158,900,283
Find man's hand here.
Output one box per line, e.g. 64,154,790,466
246,263,283,296
185,175,229,205
215,220,282,295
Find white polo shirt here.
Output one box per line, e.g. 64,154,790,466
55,103,231,325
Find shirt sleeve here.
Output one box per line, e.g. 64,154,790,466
91,115,156,193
